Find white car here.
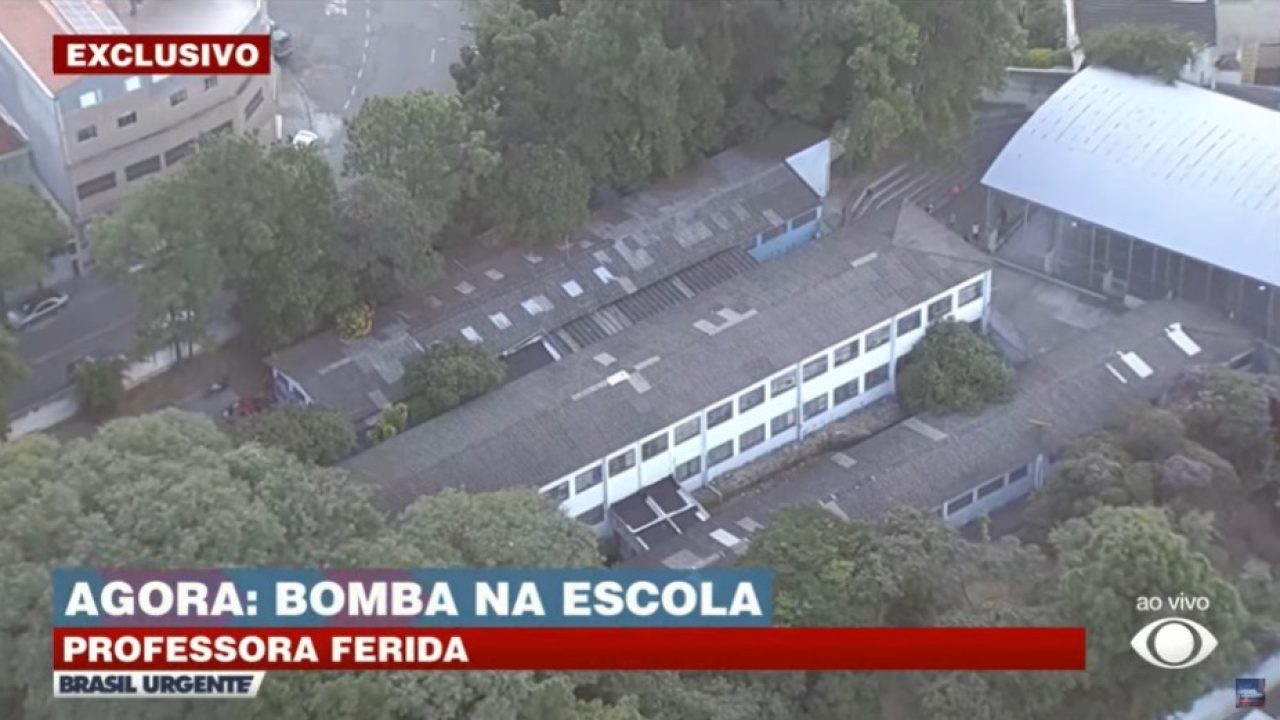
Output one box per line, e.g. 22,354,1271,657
292,130,320,147
6,290,69,330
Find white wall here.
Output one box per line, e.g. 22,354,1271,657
540,270,993,531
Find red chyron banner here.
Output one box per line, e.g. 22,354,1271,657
51,35,271,75
55,627,1086,672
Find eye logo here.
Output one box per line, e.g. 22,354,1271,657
1130,617,1218,669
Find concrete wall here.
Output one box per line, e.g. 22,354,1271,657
1217,0,1280,53
984,68,1075,111
0,37,73,216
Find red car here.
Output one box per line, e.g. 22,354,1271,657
223,395,272,419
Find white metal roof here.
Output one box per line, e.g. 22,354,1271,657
983,67,1280,286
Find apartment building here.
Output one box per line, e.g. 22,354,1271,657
0,0,278,266
344,202,993,537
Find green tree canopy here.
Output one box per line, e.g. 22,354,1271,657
896,321,1013,414
337,176,442,305
403,342,506,423
0,183,68,295
1165,367,1277,485
0,326,27,438
69,355,125,422
229,405,357,466
1081,25,1199,83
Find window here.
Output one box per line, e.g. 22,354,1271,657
540,480,569,504
117,111,138,128
244,88,265,120
739,386,765,413
759,224,786,244
207,120,233,136
674,457,702,482
706,401,733,429
865,324,890,351
608,450,636,477
802,355,828,382
1008,464,1029,484
124,155,162,181
834,378,860,405
771,409,797,436
78,90,99,108
834,338,860,366
977,477,1006,499
574,466,603,494
75,172,117,200
76,125,97,142
945,492,974,515
204,76,218,91
164,140,196,166
803,394,829,420
169,89,188,106
865,364,890,390
770,370,797,397
739,425,765,452
897,309,922,335
790,208,819,228
673,417,700,445
959,279,983,305
124,76,142,92
641,434,669,461
707,441,734,467
576,505,605,525
928,295,953,321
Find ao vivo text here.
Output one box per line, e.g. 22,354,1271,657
51,35,271,75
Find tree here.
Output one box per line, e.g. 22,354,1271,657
0,183,68,297
230,405,357,466
0,326,26,438
1165,367,1276,485
1027,436,1157,533
1051,506,1251,718
337,176,442,305
344,91,499,222
1020,0,1065,49
69,355,125,422
1081,25,1199,83
896,321,1012,414
489,143,591,246
403,343,506,423
1118,406,1186,462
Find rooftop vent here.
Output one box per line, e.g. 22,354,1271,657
484,268,505,281
1165,323,1202,356
709,528,743,548
488,312,511,330
455,281,475,295
460,326,482,343
562,280,584,298
1118,351,1154,379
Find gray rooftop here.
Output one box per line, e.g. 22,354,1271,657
270,121,826,422
1074,0,1217,46
625,298,1254,569
345,202,992,507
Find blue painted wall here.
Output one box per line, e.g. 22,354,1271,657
749,206,823,262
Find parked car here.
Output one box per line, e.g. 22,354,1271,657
223,395,273,419
6,289,69,330
291,130,320,148
270,22,293,60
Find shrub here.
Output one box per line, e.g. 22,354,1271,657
230,405,356,466
370,403,409,444
71,356,126,422
403,343,505,423
896,321,1012,415
1020,48,1057,69
1082,25,1198,83
336,303,375,340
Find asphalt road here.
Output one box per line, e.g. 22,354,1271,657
269,0,472,167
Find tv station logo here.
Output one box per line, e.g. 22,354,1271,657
1131,594,1219,670
51,35,272,75
1236,678,1266,708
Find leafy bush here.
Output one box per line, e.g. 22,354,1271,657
404,343,506,423
230,405,357,466
370,403,409,444
1020,48,1057,69
1082,25,1198,83
336,303,375,340
896,321,1012,414
71,356,126,421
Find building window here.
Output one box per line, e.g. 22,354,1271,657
865,364,890,390
1008,464,1030,484
78,90,99,108
759,224,787,244
244,88,265,121
865,324,890,351
803,394,829,420
928,295,953,321
706,401,733,429
897,309,923,335
608,450,636,477
574,466,603,494
207,121,233,137
834,338,860,366
739,385,765,413
76,125,97,142
770,370,797,397
75,172,117,200
540,480,569,504
170,89,188,106
739,425,766,452
977,476,1006,499
124,155,162,182
641,434,669,461
790,208,819,228
204,76,218,91
124,76,142,92
673,417,700,445
771,409,797,436
117,112,138,128
959,279,984,305
164,140,196,166
802,355,828,382
945,492,974,516
834,378,860,405
707,441,734,467
674,457,702,482
576,505,605,525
